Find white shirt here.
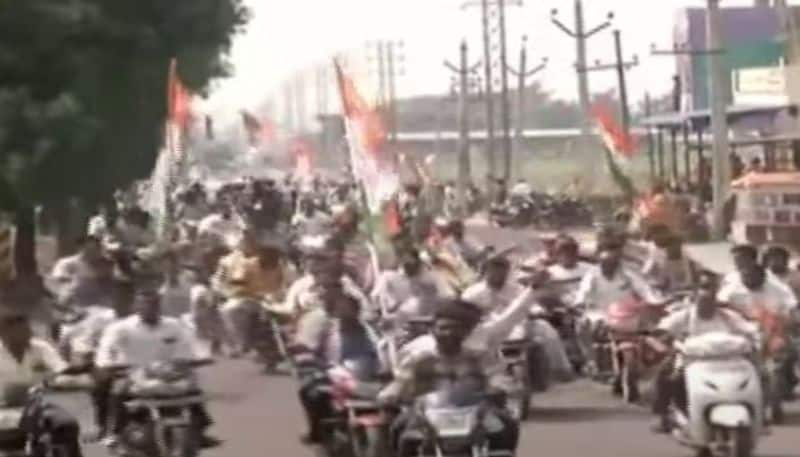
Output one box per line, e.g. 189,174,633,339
282,274,371,316
0,338,68,403
545,262,594,304
95,315,199,368
574,266,661,312
397,288,540,369
462,280,526,315
372,269,451,316
657,307,758,341
716,273,797,318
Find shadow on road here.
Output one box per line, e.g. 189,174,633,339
531,405,648,423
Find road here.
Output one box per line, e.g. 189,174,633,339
56,360,798,457
53,221,798,457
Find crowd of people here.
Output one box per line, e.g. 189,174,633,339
1,170,798,457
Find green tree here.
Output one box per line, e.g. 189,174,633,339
0,0,248,275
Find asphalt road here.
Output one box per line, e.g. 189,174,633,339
53,221,799,457
56,360,799,457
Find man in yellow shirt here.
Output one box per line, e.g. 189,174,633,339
212,227,285,357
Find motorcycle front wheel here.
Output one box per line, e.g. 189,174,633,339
507,365,532,421
164,426,199,457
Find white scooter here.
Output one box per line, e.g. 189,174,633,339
670,332,763,457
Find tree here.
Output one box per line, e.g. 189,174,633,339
0,0,249,275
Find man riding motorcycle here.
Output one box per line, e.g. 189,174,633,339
67,275,135,439
94,285,220,448
573,245,665,376
212,227,285,358
0,298,84,457
293,285,383,445
282,240,371,319
464,255,573,386
372,247,453,323
716,261,798,421
651,272,760,433
378,297,529,457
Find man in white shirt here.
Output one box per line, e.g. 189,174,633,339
197,205,242,249
463,256,573,384
0,305,83,457
96,287,219,447
372,248,451,323
573,246,663,374
282,249,371,318
545,237,593,304
50,236,113,308
651,273,759,432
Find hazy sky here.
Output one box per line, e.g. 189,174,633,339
204,0,795,122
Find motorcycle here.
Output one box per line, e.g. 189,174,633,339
0,384,69,457
110,359,212,457
669,332,764,457
597,294,680,403
324,358,390,457
412,381,514,457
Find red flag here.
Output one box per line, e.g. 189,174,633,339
168,59,192,129
333,60,387,155
591,102,637,158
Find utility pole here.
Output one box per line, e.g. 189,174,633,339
497,0,512,183
445,42,482,217
462,0,521,190
706,0,731,240
506,35,547,180
578,30,638,136
552,1,614,153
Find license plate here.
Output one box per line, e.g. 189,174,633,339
428,409,472,435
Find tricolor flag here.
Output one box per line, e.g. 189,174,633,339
333,59,399,214
167,59,193,159
591,102,638,200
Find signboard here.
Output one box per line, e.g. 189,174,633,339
733,66,789,105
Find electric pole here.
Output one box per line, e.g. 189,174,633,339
551,1,614,152
445,42,482,217
497,0,512,183
706,0,731,240
506,35,547,179
578,30,638,136
462,0,521,190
